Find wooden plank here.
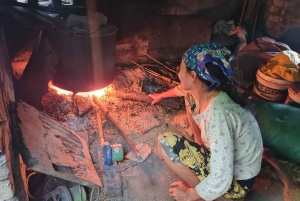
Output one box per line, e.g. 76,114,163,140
15,101,103,187
0,27,28,200
0,29,14,153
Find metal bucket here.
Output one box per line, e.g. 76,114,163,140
46,25,117,92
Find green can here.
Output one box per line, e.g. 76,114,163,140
111,144,124,162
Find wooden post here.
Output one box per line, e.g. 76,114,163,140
0,27,28,200
12,101,103,188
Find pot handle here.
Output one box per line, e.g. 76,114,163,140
69,27,88,36
73,31,88,36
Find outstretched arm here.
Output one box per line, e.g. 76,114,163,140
148,87,178,105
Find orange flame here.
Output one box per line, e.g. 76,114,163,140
48,80,108,97
48,80,73,95
77,88,106,97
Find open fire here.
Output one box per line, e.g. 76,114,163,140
48,80,108,97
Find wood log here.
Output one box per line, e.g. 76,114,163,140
11,101,102,188
95,107,104,173
106,91,181,109
93,96,140,157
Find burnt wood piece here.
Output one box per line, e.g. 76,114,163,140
0,27,28,200
106,92,181,109
13,101,102,188
95,109,104,171
95,109,105,146
78,105,93,117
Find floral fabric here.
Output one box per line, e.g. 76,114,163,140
159,132,250,200
183,43,235,91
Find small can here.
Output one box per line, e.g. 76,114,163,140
111,144,124,162
103,142,112,165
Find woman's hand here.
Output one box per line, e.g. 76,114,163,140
169,181,190,201
169,181,203,201
148,93,163,105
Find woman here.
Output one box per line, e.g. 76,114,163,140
149,43,263,201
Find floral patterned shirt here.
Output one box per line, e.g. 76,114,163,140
174,85,263,201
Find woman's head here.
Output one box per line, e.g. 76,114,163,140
181,43,234,91
179,42,246,107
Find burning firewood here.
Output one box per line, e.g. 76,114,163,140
105,91,180,109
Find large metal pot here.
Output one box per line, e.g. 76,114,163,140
46,25,117,92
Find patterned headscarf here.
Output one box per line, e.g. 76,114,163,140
183,42,235,91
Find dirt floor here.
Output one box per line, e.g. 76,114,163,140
41,65,185,200
39,65,295,201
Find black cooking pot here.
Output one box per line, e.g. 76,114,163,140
46,24,117,92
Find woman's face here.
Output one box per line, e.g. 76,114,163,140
178,59,195,91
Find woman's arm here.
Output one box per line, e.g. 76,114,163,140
169,181,205,201
148,87,179,105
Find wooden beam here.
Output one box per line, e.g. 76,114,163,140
13,101,103,188
0,27,28,200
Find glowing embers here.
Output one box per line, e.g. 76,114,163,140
77,88,106,98
48,80,111,97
